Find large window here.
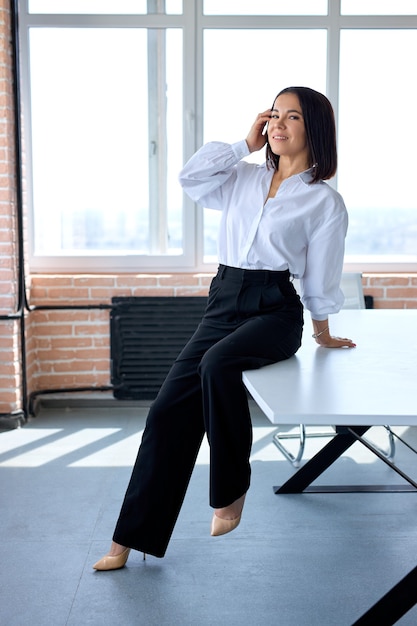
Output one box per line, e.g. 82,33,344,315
18,0,417,272
339,29,417,267
29,27,183,258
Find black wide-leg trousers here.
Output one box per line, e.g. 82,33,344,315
113,265,304,557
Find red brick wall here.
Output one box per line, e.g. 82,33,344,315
363,275,417,309
0,2,21,414
24,272,417,398
27,273,212,392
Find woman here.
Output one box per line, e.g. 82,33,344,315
93,86,356,570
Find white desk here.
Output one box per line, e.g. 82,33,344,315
243,309,417,493
243,309,417,427
243,309,417,624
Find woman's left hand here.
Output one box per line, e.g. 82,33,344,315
315,333,356,348
311,321,356,348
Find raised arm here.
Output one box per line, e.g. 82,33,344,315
245,109,272,153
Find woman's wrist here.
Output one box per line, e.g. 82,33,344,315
311,319,356,349
312,326,329,339
311,319,330,342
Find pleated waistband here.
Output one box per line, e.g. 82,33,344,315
217,264,290,284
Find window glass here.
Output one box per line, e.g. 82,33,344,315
341,0,417,15
29,0,147,12
204,0,327,15
28,0,182,15
165,0,182,13
29,28,183,256
203,29,327,261
339,30,417,263
22,3,417,271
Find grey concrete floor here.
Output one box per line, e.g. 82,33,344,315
0,399,416,626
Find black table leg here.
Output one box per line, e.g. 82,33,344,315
274,426,417,625
275,425,370,494
351,565,417,625
275,425,417,493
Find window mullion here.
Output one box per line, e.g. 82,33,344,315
327,0,341,190
148,27,168,254
148,0,168,254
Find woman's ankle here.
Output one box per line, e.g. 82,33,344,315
215,493,246,520
109,541,127,556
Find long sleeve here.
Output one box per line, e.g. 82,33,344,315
178,140,251,209
300,191,348,320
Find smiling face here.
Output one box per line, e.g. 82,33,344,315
267,92,310,165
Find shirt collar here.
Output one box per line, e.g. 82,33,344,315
299,167,316,184
263,164,316,185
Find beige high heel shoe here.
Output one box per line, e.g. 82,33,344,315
93,547,131,571
210,493,246,537
210,512,242,536
93,549,147,570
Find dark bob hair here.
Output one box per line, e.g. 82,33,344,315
266,86,337,183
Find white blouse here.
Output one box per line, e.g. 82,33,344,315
179,140,348,321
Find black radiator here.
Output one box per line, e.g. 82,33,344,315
110,296,208,400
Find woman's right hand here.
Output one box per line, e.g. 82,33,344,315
245,109,272,153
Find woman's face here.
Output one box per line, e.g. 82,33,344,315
267,92,309,163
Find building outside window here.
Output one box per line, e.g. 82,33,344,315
18,0,417,272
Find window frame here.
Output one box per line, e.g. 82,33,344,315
18,0,417,273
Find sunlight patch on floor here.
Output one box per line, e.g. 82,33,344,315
0,428,61,454
0,428,120,467
0,423,411,468
68,431,144,467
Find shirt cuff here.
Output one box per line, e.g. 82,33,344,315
231,140,250,161
310,312,329,322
